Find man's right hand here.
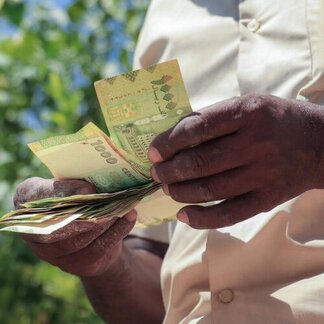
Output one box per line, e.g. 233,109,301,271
14,177,137,277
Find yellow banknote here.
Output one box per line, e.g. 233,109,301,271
29,122,149,192
95,59,192,163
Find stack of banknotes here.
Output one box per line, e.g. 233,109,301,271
0,60,192,234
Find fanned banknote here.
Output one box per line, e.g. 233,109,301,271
0,60,192,234
28,122,150,192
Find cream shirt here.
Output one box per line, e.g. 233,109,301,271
132,0,324,323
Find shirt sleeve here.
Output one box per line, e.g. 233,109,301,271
130,222,173,244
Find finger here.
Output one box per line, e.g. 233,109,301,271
21,218,117,244
14,177,55,208
21,209,137,245
151,133,250,184
53,216,136,277
148,96,244,163
14,177,96,209
177,192,271,229
25,218,117,258
23,206,137,244
164,166,256,203
53,179,96,197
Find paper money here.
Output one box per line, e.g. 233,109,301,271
95,59,192,163
0,60,192,234
28,122,150,192
0,213,83,235
0,182,162,234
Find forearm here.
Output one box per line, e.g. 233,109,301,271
314,103,324,186
81,244,165,324
300,100,324,187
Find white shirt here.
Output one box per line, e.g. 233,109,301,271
133,0,324,323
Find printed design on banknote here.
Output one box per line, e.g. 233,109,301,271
0,60,192,234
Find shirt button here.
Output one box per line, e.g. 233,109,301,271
217,289,234,304
247,18,261,32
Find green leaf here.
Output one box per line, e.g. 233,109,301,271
2,1,25,26
68,1,86,22
47,72,63,101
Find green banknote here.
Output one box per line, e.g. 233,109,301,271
95,59,192,163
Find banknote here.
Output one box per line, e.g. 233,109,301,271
95,59,192,163
0,60,192,234
0,213,82,235
29,122,150,192
0,182,162,234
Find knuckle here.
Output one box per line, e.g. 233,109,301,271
177,112,209,144
15,177,55,208
150,130,168,151
187,215,206,229
76,181,97,195
76,180,95,193
185,206,211,229
185,149,207,178
53,179,94,197
229,96,245,121
197,181,216,202
217,212,234,227
13,188,23,209
243,93,266,111
241,93,271,122
14,177,43,208
154,163,172,183
168,184,187,202
162,153,192,182
209,144,222,159
191,217,213,230
109,221,129,244
243,94,281,125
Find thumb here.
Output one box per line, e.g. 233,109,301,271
53,179,96,197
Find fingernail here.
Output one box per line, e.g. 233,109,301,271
162,184,170,196
177,211,189,224
78,183,97,195
125,209,137,222
150,166,161,183
148,147,162,163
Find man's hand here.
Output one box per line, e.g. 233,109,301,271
148,94,324,229
14,177,136,277
15,177,165,323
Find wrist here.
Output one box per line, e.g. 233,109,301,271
305,101,324,188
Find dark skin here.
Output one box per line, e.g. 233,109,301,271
15,93,324,322
14,177,166,323
149,94,324,229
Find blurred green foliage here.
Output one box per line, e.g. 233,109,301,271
0,0,148,322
